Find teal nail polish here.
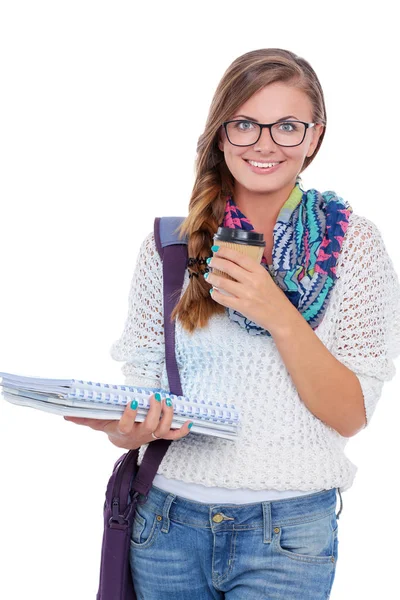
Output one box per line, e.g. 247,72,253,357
209,288,213,294
211,245,220,252
165,397,173,407
204,272,209,279
130,399,138,410
188,422,193,430
155,392,161,402
206,257,212,264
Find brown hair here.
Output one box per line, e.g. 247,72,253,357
170,48,327,333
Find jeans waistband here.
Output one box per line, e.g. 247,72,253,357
137,485,341,540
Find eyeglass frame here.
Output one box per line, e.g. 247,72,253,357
222,119,316,148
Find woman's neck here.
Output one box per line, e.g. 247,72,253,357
233,180,296,232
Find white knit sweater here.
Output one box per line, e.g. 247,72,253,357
110,213,400,494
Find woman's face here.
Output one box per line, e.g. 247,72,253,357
218,82,324,194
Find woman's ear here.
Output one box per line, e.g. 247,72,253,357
217,126,225,153
306,123,324,158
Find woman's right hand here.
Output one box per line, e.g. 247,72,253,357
64,393,193,450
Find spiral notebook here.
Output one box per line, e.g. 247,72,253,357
0,371,240,441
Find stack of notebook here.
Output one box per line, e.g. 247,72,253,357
0,371,240,440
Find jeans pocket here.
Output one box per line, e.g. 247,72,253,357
274,511,337,564
130,503,160,549
332,513,339,537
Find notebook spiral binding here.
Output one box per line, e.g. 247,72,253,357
66,386,239,424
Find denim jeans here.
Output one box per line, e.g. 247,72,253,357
130,485,343,599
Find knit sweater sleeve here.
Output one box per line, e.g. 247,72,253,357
109,231,165,388
332,214,400,426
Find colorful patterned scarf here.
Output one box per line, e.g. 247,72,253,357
219,177,353,336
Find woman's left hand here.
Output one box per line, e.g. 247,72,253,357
205,245,294,334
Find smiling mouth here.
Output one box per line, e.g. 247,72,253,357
244,159,283,167
243,159,285,173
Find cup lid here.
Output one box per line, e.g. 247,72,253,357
214,227,266,247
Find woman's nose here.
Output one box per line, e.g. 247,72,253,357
253,126,278,151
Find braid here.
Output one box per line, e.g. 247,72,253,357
187,257,210,279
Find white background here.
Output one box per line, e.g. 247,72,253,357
0,1,399,598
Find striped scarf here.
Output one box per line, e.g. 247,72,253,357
220,177,353,336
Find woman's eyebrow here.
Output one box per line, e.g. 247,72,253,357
232,114,300,122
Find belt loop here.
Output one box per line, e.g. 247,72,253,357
262,501,272,544
336,487,343,520
160,493,175,533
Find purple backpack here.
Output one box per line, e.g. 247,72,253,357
96,217,188,600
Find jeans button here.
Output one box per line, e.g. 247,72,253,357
212,513,224,523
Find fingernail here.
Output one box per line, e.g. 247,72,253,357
209,288,213,294
188,422,193,430
206,257,212,265
165,397,173,407
154,392,161,402
130,400,138,410
211,245,220,252
204,272,209,279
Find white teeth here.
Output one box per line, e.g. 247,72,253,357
247,160,280,168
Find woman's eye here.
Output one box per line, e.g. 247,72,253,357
279,122,297,132
236,120,254,130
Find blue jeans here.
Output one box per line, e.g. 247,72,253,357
130,485,343,599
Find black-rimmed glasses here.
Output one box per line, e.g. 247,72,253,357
222,119,316,147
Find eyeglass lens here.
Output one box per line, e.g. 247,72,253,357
226,120,306,147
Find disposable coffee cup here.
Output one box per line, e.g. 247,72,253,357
211,227,266,297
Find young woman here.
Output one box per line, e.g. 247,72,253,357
66,48,400,598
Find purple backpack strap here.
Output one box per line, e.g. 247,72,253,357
130,216,188,496
153,216,188,397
